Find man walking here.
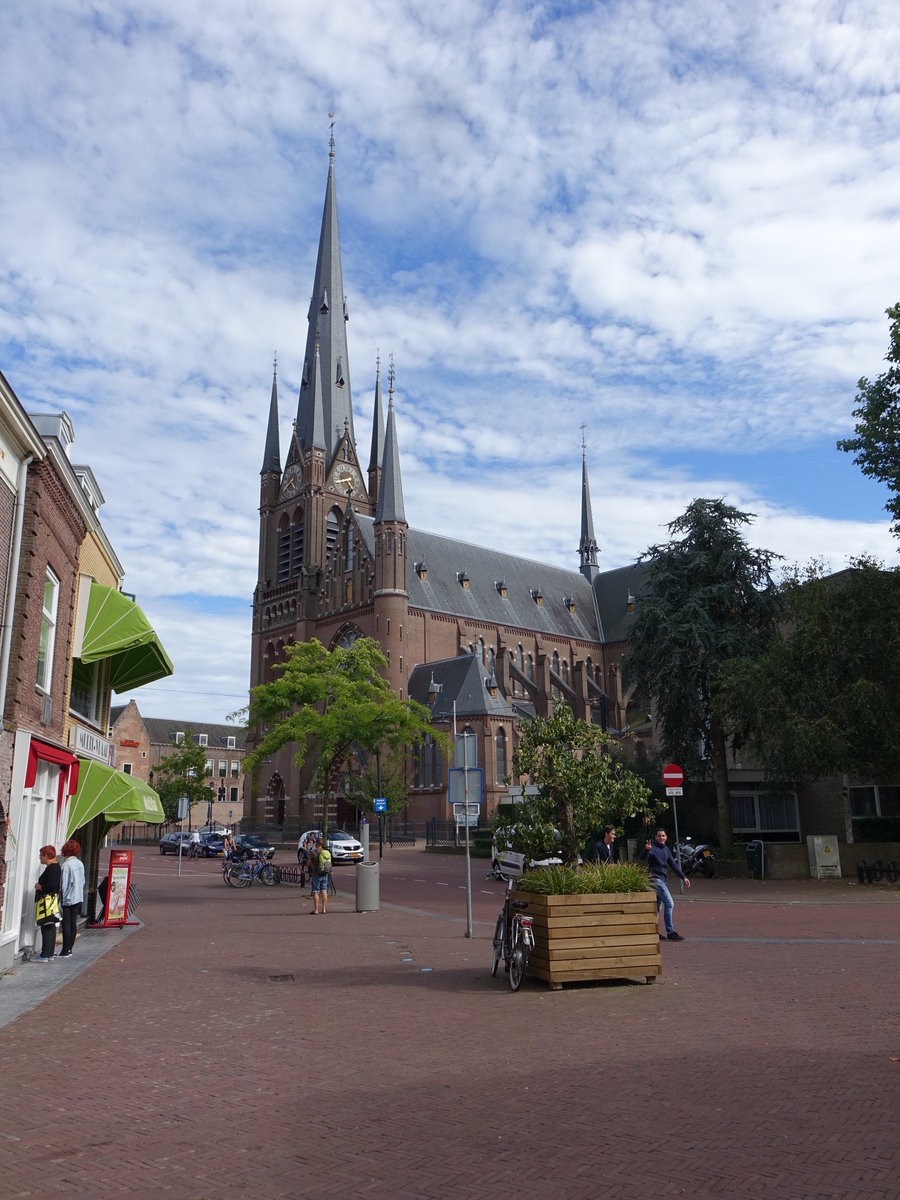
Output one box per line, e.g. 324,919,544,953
639,828,690,940
310,837,332,915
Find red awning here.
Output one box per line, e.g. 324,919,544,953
24,738,80,823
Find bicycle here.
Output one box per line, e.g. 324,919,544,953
223,850,279,888
490,874,534,991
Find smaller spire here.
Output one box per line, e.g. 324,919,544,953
376,356,406,525
579,433,600,580
261,357,281,475
368,354,385,476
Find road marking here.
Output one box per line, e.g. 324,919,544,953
435,882,449,887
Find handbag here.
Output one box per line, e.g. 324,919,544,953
35,892,60,924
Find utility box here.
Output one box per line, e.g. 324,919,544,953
746,840,765,880
356,860,379,911
807,835,841,879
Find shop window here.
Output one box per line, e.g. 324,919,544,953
850,784,900,818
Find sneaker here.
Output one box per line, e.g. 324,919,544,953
667,932,685,941
659,934,666,941
58,951,72,957
31,956,51,962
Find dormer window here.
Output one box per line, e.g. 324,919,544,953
532,587,543,606
564,595,575,613
319,288,329,313
198,733,208,747
174,732,184,745
627,591,635,614
227,736,236,749
496,580,507,598
415,562,427,580
458,571,469,589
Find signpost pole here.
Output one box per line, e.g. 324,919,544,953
662,764,686,894
454,701,473,940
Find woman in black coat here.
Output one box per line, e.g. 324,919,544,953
33,845,61,962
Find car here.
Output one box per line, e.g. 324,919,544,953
197,824,231,837
199,833,226,857
491,827,580,881
233,834,276,859
297,828,364,864
159,831,192,855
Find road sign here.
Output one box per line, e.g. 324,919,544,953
662,763,684,787
374,797,387,813
449,768,484,806
665,786,683,797
453,803,480,826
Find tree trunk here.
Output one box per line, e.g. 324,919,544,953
710,717,733,849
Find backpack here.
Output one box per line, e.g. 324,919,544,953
317,849,333,875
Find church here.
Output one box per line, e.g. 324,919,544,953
247,140,648,830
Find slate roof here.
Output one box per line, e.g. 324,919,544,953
140,717,247,750
356,516,603,642
591,561,649,643
408,655,515,720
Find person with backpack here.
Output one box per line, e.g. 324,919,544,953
310,836,332,914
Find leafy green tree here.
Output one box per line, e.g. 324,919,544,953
243,637,446,835
717,557,900,782
838,303,900,539
623,499,780,848
350,745,409,815
494,706,661,866
152,732,212,825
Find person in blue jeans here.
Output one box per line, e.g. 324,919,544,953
639,829,690,940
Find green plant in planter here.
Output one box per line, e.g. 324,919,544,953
514,861,651,895
495,707,665,866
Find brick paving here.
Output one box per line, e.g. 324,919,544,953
0,848,898,1199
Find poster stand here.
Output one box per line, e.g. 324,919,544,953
89,848,140,928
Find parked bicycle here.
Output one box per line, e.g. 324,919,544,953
489,874,534,991
223,850,279,888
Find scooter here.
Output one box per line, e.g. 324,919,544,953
675,836,716,878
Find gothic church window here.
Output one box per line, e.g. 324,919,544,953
495,727,507,785
277,517,291,583
326,511,340,563
291,512,305,577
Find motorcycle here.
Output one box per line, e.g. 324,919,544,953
675,836,716,878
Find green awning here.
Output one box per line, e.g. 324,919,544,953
67,759,164,836
79,582,173,692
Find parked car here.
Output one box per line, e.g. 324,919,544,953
297,828,364,864
197,824,231,837
159,831,192,855
491,827,579,881
196,833,226,858
233,834,276,859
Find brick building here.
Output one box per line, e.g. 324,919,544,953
247,143,648,830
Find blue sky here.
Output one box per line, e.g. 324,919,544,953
1,0,898,723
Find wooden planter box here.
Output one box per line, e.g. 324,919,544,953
512,889,661,989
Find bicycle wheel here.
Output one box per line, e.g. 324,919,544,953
229,864,251,888
491,914,504,977
259,863,278,886
509,941,527,992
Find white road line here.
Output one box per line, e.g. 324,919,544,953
435,882,449,887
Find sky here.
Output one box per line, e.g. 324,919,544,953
1,0,898,725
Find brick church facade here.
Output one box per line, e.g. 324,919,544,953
247,141,648,830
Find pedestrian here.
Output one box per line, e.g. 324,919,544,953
639,827,690,941
32,845,61,961
309,836,332,914
592,824,616,865
59,839,85,957
222,830,236,861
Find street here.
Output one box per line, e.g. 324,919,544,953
1,845,898,1199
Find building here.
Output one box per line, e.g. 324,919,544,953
0,400,172,965
110,701,247,830
247,142,648,830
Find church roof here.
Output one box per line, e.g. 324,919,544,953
356,515,602,640
591,560,648,643
375,398,405,524
408,654,515,719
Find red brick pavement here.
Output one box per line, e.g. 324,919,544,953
0,848,898,1200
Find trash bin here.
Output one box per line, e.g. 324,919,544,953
746,839,765,880
356,860,379,912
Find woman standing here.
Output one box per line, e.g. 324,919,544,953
59,839,85,957
33,845,61,962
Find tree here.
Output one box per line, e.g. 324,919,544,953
350,745,409,816
837,302,900,539
242,637,446,834
716,557,900,782
152,732,212,825
494,706,661,866
623,499,780,848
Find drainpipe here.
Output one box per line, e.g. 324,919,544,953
0,454,33,718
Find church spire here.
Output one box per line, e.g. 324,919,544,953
261,356,281,474
367,355,385,503
375,359,406,524
296,126,354,459
579,436,600,582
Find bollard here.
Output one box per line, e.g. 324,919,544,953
356,860,379,911
857,860,868,884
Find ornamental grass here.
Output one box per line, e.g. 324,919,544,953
513,860,651,895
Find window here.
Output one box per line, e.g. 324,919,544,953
231,760,239,778
291,513,305,578
122,763,132,775
205,759,214,777
277,517,291,583
198,733,208,747
175,732,185,745
36,569,59,693
326,512,340,563
495,727,506,785
226,736,236,750
730,787,800,842
69,657,103,726
218,760,226,777
230,786,238,804
346,530,354,572
849,785,900,818
386,530,393,554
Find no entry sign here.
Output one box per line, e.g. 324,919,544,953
662,763,684,788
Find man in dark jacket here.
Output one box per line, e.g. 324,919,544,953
639,829,690,940
592,825,616,865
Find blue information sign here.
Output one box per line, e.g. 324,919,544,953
374,797,387,812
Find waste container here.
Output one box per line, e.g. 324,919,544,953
746,840,765,880
356,860,379,911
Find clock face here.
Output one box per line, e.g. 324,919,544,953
333,464,361,496
280,464,302,499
